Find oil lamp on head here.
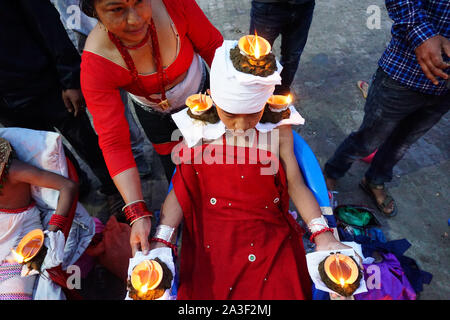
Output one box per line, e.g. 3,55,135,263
238,32,271,63
318,252,362,297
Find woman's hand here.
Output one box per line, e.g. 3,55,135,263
314,231,363,267
130,216,152,256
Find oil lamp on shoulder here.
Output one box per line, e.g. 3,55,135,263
185,93,220,124
260,94,293,124
267,94,292,113
186,93,213,116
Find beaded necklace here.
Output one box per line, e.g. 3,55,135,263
108,19,170,111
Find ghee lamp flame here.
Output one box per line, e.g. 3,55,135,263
254,33,261,59
11,249,25,264
286,94,292,105
340,278,346,288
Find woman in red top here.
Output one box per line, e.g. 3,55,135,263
79,0,223,253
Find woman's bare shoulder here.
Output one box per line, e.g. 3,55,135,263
84,24,117,59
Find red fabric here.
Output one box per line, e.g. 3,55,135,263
85,215,132,282
0,201,35,214
80,0,223,178
152,140,182,156
172,139,312,300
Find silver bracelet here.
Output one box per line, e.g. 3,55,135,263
154,224,176,244
307,216,329,234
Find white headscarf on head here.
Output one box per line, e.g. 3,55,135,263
210,40,283,114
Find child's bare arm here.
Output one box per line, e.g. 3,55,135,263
148,189,184,251
9,160,78,229
278,126,351,251
278,125,323,224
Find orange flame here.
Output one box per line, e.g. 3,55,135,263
253,31,261,59
11,249,25,264
286,94,292,105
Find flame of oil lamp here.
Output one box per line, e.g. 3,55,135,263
12,229,44,264
238,32,271,60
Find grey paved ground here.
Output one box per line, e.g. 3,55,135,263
69,0,449,300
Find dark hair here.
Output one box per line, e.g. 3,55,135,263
80,0,96,18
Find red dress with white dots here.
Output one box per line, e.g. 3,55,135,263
172,137,312,300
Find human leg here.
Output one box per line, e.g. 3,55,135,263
365,91,450,185
249,1,285,47
277,0,315,95
324,68,431,187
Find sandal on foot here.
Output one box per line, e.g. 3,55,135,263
359,179,398,217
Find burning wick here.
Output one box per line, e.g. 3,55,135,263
286,94,292,105
253,32,261,59
335,254,345,288
11,250,25,264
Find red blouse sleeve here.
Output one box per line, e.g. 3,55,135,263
180,0,223,66
80,52,136,178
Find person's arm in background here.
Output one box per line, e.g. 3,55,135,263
8,159,78,232
18,0,85,116
181,0,224,66
385,0,450,85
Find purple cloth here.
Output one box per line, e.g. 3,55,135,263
355,253,416,300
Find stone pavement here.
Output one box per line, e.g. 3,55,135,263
192,0,449,299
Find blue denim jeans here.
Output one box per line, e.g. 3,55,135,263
325,67,450,185
250,0,315,95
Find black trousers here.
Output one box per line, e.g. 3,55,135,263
0,87,117,195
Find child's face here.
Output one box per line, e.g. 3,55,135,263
216,106,264,133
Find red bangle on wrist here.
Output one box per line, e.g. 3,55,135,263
123,201,153,225
309,227,334,243
49,214,68,230
150,237,178,257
